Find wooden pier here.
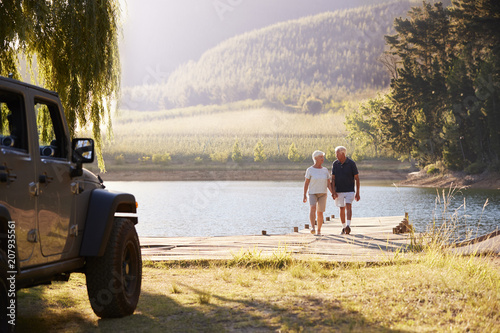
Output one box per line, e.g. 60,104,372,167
141,215,421,262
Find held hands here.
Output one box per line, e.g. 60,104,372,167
331,191,338,200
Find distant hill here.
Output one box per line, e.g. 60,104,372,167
121,1,416,111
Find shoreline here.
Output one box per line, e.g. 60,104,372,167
97,168,500,189
98,169,408,183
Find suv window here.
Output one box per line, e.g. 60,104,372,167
0,89,28,152
35,99,67,159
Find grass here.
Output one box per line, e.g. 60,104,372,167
16,249,500,332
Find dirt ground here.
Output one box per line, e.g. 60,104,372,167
398,170,500,190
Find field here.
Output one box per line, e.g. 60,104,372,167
92,100,365,171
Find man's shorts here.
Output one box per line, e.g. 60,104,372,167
309,193,327,212
335,192,355,208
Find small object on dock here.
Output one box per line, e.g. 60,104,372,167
262,230,267,235
393,214,414,234
305,224,309,229
293,227,298,232
326,217,330,221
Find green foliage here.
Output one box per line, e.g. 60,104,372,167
345,94,388,158
0,0,121,171
152,153,171,165
288,142,303,162
210,151,229,163
114,154,125,165
121,1,414,111
138,156,150,164
194,156,203,165
326,146,336,162
358,0,500,171
465,162,487,175
231,139,243,163
253,140,267,162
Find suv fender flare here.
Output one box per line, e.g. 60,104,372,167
0,205,12,235
0,205,12,223
80,189,137,257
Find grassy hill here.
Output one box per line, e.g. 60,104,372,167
121,1,415,111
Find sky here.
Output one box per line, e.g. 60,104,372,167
119,0,383,87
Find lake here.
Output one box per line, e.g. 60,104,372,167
106,181,499,239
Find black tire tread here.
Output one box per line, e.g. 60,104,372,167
85,218,142,318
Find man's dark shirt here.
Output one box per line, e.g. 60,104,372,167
332,157,358,193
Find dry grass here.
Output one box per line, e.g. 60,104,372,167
16,251,500,332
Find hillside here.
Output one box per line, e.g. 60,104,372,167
121,1,415,111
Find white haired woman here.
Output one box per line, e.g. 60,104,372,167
303,150,333,235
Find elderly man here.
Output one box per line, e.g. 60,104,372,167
331,146,360,235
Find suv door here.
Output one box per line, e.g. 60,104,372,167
0,87,37,262
33,96,76,259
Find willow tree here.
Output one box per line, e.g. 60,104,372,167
0,0,121,170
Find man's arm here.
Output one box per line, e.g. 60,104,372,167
354,174,360,201
331,175,338,199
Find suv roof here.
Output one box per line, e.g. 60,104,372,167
0,75,60,98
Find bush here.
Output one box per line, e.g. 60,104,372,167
194,156,203,164
152,153,171,165
425,164,439,174
138,156,150,164
231,139,243,163
465,162,486,175
210,151,229,163
288,143,303,162
115,154,125,165
302,97,323,114
254,140,266,162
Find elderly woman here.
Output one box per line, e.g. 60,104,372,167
303,150,333,235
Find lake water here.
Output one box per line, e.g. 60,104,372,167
106,181,499,239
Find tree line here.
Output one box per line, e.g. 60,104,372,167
346,0,500,172
121,1,415,111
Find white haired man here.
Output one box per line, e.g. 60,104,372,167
303,150,333,235
331,146,360,234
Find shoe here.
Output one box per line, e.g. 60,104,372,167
341,228,345,235
345,226,351,235
311,228,316,234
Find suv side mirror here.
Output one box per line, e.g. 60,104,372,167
72,138,95,164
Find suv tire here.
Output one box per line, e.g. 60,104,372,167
85,218,142,318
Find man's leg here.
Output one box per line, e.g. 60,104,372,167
339,206,346,225
345,203,352,234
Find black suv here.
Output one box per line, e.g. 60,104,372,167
0,76,142,331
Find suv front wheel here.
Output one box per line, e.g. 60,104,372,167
85,218,142,318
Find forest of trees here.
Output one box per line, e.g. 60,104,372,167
121,1,416,111
346,0,500,172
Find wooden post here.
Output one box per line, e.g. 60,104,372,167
262,230,267,235
326,217,330,221
305,224,309,229
331,215,335,219
293,227,298,232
